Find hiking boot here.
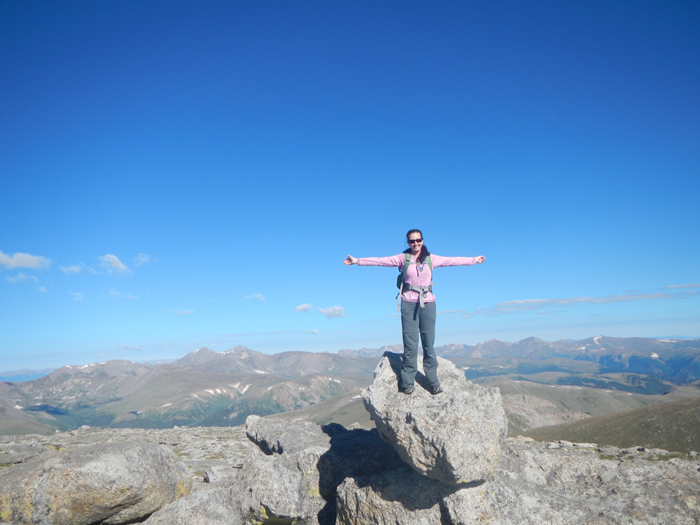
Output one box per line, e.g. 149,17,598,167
429,385,443,395
400,386,415,395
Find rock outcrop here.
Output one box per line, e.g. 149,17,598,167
363,352,508,484
2,352,699,524
228,353,700,524
336,437,700,524
228,415,404,524
0,440,190,525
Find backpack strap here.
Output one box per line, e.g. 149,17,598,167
396,253,412,311
396,253,434,310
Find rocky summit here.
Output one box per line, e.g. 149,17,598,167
362,352,508,484
1,354,700,524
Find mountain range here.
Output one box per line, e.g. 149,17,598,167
2,336,700,442
343,336,700,384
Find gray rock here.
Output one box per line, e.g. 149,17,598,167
143,487,242,525
362,352,508,484
0,443,49,466
336,436,700,524
202,465,240,486
231,415,404,525
336,465,469,525
0,440,190,525
0,425,255,491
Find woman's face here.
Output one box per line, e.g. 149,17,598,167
407,232,423,254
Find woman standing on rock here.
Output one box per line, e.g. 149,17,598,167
344,229,485,395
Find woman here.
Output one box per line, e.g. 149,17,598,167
344,229,485,395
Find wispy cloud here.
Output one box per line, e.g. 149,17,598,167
71,292,84,301
243,294,265,301
59,263,96,275
6,273,38,284
0,250,50,269
108,289,138,299
442,290,700,319
118,344,142,352
60,264,83,274
99,254,130,274
295,303,312,312
318,306,346,318
133,253,156,267
307,329,319,334
666,283,700,289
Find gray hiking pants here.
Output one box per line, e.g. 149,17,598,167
400,300,439,389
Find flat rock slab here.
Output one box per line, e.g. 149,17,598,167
0,440,190,525
0,425,255,490
362,352,508,484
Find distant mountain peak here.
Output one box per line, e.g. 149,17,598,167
174,347,222,366
223,345,256,358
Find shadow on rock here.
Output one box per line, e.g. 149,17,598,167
316,423,406,524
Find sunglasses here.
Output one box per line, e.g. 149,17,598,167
408,238,423,244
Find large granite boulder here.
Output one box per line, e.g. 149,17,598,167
362,352,508,484
230,415,404,525
0,440,190,525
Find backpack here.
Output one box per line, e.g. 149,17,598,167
396,252,433,292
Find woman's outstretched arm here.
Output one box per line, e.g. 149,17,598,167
431,255,486,267
343,254,404,267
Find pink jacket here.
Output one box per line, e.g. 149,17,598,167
357,254,477,303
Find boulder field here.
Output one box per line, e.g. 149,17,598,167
1,352,699,524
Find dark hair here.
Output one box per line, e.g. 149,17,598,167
405,229,430,264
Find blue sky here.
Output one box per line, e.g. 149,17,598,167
1,1,698,372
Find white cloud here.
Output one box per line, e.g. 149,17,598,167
666,283,700,289
108,289,138,299
133,253,156,267
307,329,319,334
99,254,129,273
243,294,265,301
38,287,47,293
0,250,50,269
295,303,312,312
318,306,346,319
6,273,38,284
71,292,84,301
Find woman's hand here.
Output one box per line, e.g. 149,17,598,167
475,256,486,264
343,255,358,265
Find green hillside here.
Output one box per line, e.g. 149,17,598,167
523,396,700,453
